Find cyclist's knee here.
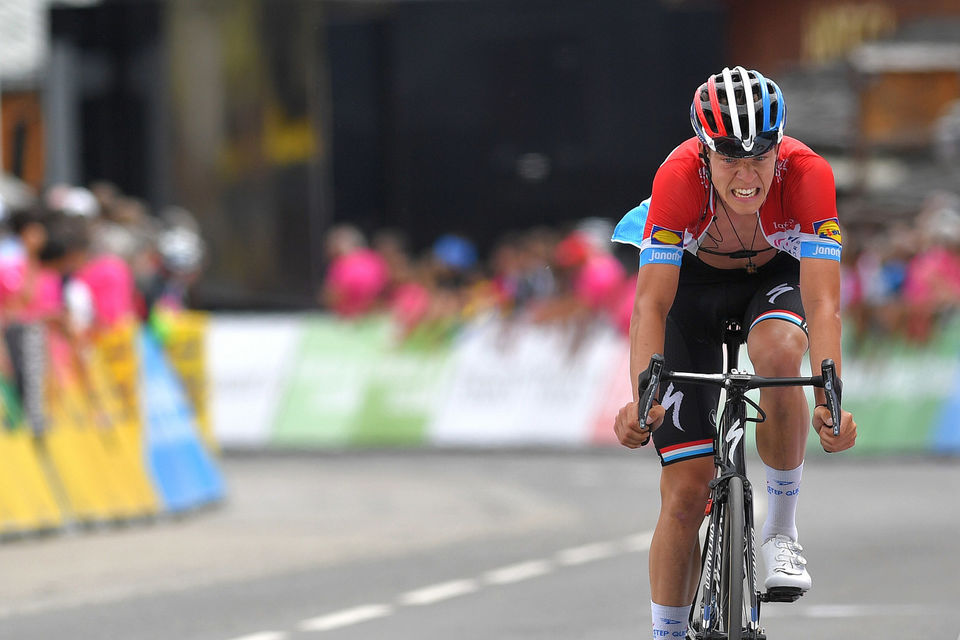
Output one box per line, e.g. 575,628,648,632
748,321,807,376
660,459,714,527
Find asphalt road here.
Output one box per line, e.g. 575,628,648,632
0,450,957,640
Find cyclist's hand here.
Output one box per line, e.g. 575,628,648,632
813,406,857,452
614,400,665,449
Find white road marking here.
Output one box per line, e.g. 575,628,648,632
555,542,618,566
483,560,553,585
227,633,288,640
803,604,934,618
233,530,653,638
399,579,479,606
298,604,393,631
621,531,654,553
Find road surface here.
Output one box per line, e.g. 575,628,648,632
0,450,956,639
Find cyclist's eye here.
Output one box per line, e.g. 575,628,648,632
722,157,738,165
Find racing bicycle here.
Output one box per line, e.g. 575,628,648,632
637,319,842,640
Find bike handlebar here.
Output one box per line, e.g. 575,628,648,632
637,354,844,439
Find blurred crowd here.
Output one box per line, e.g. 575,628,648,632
323,191,960,348
0,180,206,424
842,191,960,346
319,218,637,343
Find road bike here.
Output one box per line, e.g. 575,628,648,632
637,319,842,640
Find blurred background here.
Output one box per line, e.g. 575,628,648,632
0,1,958,639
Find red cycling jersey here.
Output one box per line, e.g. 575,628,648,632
612,136,842,266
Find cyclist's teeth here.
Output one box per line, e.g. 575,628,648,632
734,188,757,197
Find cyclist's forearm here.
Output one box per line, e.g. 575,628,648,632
806,304,842,404
629,308,667,402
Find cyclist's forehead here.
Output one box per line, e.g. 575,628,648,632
710,150,775,165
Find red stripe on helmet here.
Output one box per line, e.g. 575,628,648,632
693,86,713,138
706,75,727,137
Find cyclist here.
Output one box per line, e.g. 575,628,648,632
611,66,857,639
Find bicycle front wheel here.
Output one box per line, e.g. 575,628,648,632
722,476,745,640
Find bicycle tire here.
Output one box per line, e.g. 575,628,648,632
723,476,745,640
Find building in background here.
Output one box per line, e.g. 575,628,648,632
2,0,959,308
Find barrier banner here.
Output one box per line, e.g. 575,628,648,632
41,332,126,522
160,311,215,453
95,321,142,435
4,323,48,433
139,329,225,512
272,316,450,447
840,322,960,455
86,351,160,516
0,380,63,534
428,317,622,446
204,312,960,456
208,315,303,447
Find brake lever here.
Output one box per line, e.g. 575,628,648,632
637,354,664,446
820,359,842,438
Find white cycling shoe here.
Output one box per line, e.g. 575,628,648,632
760,534,812,593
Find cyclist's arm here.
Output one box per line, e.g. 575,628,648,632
799,255,858,451
798,256,842,404
629,262,680,401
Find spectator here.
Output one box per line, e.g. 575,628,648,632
319,224,389,318
903,193,960,341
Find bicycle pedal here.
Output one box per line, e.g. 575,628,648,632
760,586,804,603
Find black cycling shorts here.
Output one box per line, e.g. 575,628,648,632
652,251,807,466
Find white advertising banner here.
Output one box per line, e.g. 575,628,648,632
427,317,624,446
207,315,305,447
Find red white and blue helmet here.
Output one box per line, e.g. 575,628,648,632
690,66,786,158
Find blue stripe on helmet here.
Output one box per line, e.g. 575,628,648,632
753,69,772,130
770,79,786,133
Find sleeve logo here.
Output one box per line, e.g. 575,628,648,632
650,225,683,247
813,218,842,244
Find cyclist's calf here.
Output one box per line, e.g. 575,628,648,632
746,320,809,467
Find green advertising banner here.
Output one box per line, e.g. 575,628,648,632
839,319,960,455
272,316,452,447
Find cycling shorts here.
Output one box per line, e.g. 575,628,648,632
652,251,807,466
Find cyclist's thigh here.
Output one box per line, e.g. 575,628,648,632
745,259,807,337
654,308,722,467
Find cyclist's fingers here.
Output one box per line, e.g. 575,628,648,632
619,426,650,448
812,404,832,427
614,402,646,447
645,404,665,429
819,412,857,452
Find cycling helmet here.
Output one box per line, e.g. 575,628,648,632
690,66,786,158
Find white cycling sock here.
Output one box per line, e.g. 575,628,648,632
651,602,690,638
760,460,803,542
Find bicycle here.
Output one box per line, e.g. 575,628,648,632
637,319,842,640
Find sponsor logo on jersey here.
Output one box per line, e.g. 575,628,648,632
641,247,683,267
813,218,842,244
801,241,842,261
813,243,842,259
650,225,683,247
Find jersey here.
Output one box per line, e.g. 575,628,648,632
611,136,842,266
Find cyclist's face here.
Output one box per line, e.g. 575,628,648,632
708,145,779,216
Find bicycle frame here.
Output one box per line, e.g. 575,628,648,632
637,319,842,639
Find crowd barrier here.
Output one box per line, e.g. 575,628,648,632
0,313,224,538
209,312,960,457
